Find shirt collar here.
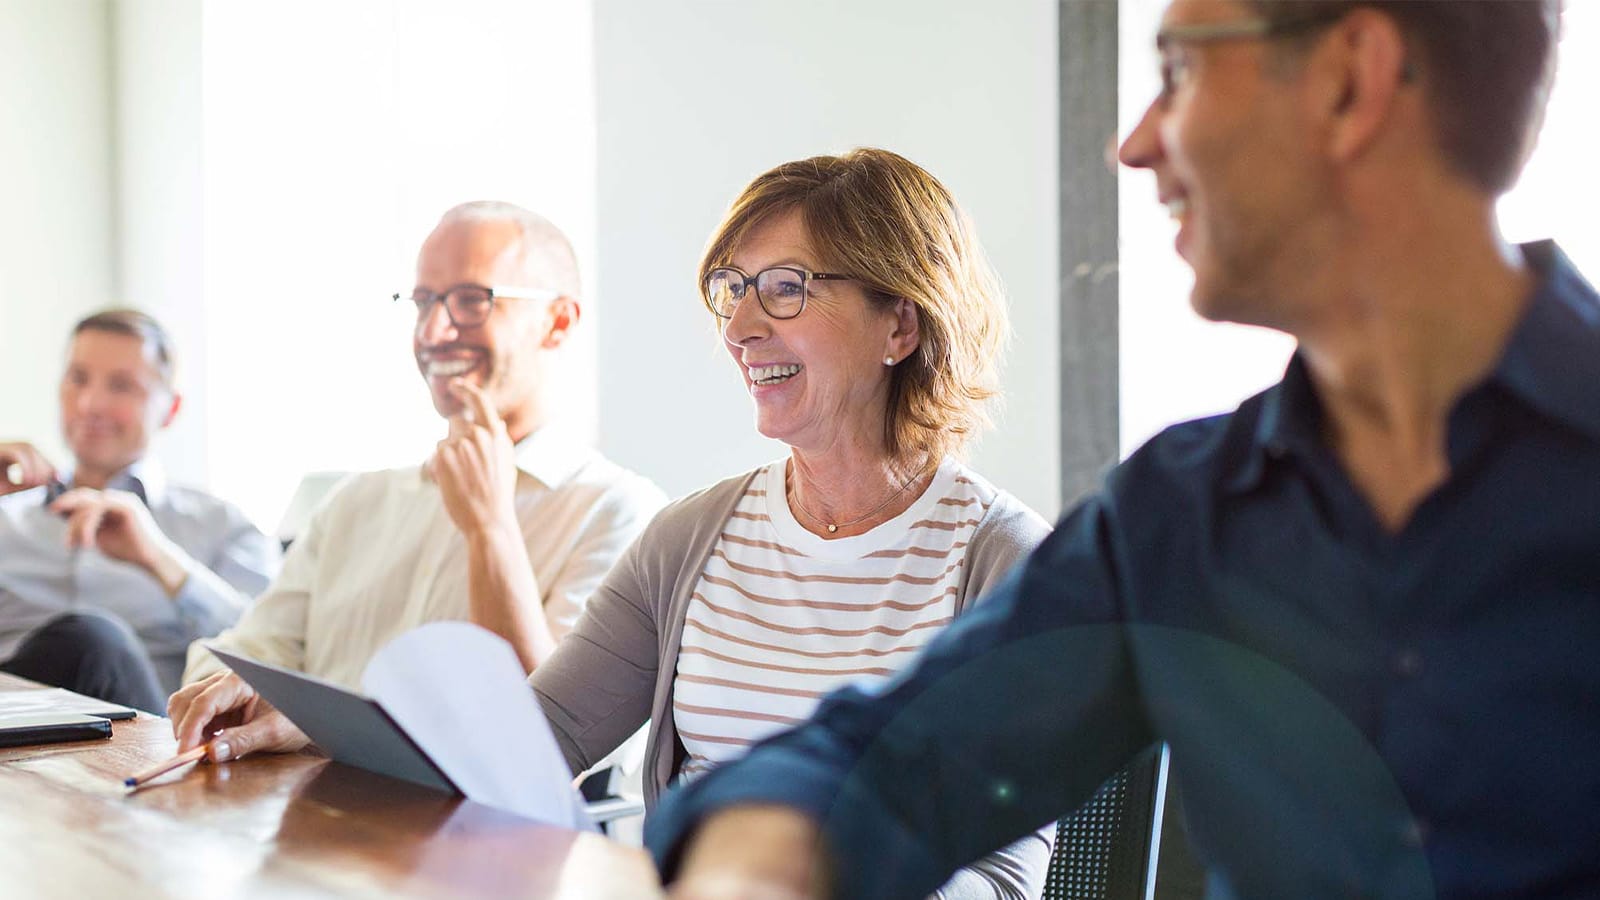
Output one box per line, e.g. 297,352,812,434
1490,240,1600,443
1223,354,1320,495
1224,240,1600,495
53,457,165,506
115,457,166,506
511,424,595,490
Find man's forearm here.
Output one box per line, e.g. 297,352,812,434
465,521,556,672
145,544,191,597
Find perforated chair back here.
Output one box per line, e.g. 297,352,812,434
1042,744,1164,900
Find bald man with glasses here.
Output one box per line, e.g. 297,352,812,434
170,201,665,764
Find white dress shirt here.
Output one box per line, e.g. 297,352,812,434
185,426,667,690
0,458,281,691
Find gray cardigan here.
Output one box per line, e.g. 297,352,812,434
531,466,1054,897
531,465,1051,808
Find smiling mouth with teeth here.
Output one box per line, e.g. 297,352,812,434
749,363,802,386
1165,197,1189,220
424,357,481,378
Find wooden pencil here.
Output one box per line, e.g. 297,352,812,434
124,744,210,789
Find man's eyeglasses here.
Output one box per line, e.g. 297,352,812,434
703,266,852,320
1155,11,1347,103
396,283,560,329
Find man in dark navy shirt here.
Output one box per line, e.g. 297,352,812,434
646,2,1596,898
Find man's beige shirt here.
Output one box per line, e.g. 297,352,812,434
184,427,665,688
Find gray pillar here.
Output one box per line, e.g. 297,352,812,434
1058,0,1120,510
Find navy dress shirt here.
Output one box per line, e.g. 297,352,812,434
646,241,1600,900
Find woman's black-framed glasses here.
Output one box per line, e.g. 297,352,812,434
703,266,852,320
395,283,560,329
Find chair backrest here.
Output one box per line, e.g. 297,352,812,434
275,471,350,549
1042,743,1166,900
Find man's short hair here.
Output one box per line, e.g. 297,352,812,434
1250,0,1559,195
71,308,177,387
436,201,582,301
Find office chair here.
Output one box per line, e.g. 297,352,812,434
1042,743,1166,900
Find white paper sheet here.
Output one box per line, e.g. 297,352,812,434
360,621,594,832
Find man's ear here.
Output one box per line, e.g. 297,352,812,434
1322,8,1410,164
159,392,182,430
540,296,582,349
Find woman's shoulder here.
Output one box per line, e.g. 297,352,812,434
944,461,1051,545
655,467,765,521
628,465,769,560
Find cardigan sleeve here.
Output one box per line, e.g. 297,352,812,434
529,523,663,776
529,472,754,777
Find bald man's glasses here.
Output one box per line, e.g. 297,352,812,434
397,283,560,329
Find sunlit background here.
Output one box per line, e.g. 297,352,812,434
1,0,1593,532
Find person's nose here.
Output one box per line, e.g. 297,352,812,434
721,286,771,349
415,297,459,346
1118,98,1164,171
73,381,108,415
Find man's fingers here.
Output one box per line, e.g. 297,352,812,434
0,444,56,490
431,441,462,483
47,487,97,515
62,504,105,548
451,379,500,434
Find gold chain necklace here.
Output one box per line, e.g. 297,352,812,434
788,465,929,535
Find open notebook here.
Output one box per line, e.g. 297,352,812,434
205,623,593,832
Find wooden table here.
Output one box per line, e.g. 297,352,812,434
0,674,663,899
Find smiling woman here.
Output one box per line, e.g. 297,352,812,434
528,147,1057,899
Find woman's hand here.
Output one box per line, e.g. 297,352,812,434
168,670,310,760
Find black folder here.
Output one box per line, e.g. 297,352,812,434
0,712,113,748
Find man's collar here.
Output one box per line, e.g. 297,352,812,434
54,457,164,506
1223,355,1319,495
1224,240,1600,495
115,457,166,506
512,424,595,490
1491,240,1600,443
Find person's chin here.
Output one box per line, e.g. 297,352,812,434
428,390,464,419
751,415,790,445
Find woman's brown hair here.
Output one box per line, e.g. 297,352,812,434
700,148,1007,466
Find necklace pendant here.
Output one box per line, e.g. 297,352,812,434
827,524,838,533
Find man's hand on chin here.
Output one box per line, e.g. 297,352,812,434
428,379,519,540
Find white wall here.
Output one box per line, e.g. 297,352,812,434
592,0,1063,519
0,0,116,464
113,0,207,485
198,0,598,529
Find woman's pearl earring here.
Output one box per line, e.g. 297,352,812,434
884,356,895,366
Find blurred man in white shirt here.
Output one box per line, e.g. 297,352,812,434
0,309,279,711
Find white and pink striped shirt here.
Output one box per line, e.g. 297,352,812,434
673,457,996,780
